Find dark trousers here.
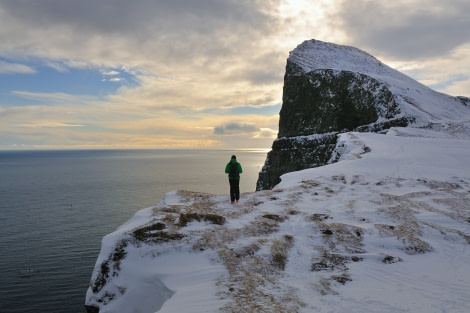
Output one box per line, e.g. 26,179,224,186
229,179,240,202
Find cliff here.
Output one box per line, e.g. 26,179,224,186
84,40,470,313
85,131,470,313
256,39,470,190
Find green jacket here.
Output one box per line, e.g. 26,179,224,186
225,159,243,180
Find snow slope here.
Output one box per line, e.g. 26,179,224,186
85,127,470,313
289,39,470,127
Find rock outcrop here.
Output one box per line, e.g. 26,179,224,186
256,39,469,190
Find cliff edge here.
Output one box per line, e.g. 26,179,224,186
256,39,470,190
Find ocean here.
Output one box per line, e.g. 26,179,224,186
0,149,268,313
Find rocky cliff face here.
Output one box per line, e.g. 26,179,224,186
256,39,469,190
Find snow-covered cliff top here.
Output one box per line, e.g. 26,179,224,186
289,39,470,126
85,127,470,313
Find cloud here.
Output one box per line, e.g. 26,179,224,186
323,0,470,97
0,60,35,74
335,0,470,60
45,61,69,73
253,128,278,139
0,0,288,112
1,0,469,149
16,122,86,128
0,0,283,70
10,90,95,104
213,122,259,135
101,70,120,76
444,79,470,97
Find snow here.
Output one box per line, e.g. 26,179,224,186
289,39,470,127
273,130,470,312
85,39,470,312
280,131,469,184
156,252,230,313
86,128,470,313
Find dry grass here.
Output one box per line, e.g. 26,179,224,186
178,212,225,226
89,175,470,311
270,235,294,270
375,223,433,254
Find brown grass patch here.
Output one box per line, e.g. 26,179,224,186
375,223,432,254
179,212,226,226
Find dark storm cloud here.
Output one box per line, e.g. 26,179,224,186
336,0,470,60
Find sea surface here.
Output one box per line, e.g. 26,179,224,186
0,149,268,313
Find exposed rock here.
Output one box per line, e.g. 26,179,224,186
257,133,338,190
256,39,466,190
279,66,404,137
84,305,99,313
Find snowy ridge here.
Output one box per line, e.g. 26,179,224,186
289,39,470,126
85,128,470,313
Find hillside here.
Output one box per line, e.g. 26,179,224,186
85,130,470,313
85,40,470,313
287,39,470,126
257,39,470,190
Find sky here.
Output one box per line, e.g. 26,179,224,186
0,0,469,150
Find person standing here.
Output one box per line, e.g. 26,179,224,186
225,155,243,204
